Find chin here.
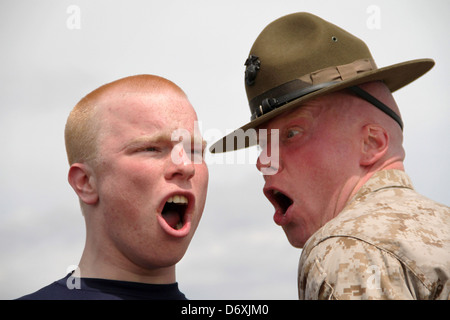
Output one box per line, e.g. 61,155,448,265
139,252,185,270
288,238,306,249
129,240,191,270
158,242,192,266
284,229,309,249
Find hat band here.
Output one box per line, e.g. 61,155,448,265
249,58,377,120
250,81,338,120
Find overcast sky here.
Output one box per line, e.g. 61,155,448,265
0,0,448,299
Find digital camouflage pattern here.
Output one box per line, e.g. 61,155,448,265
298,170,450,300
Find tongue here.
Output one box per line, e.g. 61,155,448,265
162,210,181,229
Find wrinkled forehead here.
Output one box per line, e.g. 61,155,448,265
258,103,325,132
254,93,353,148
258,88,364,133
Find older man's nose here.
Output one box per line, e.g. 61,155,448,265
256,145,281,176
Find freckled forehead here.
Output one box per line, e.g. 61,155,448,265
110,90,191,110
97,90,202,147
103,91,197,123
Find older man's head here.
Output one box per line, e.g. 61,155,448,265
256,81,405,247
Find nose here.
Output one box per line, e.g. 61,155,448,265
256,151,268,172
165,144,195,181
256,144,281,176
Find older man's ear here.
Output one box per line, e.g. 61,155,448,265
68,163,99,205
359,124,389,167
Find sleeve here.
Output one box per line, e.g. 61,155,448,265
298,237,415,300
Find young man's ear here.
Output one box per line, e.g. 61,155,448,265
68,163,99,205
360,124,389,166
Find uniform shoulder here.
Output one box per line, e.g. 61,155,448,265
300,180,450,298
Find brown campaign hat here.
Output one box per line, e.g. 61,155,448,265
209,12,434,153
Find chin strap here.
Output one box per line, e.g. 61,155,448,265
349,86,403,131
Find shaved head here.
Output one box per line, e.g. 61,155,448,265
64,75,187,165
345,81,405,162
63,74,208,284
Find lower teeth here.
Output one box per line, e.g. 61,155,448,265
162,209,183,230
162,202,187,230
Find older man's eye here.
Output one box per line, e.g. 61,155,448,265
190,147,204,162
258,139,267,150
287,128,302,138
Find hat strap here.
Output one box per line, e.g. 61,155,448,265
349,86,404,130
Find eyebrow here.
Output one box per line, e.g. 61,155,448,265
124,133,171,149
186,137,208,150
124,133,207,150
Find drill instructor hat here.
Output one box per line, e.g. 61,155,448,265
209,12,434,153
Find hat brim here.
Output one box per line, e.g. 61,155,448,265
209,58,434,153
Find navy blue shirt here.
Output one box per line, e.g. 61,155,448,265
17,273,187,300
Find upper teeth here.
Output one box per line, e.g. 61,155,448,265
167,195,188,204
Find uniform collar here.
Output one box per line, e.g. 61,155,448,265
349,169,414,206
301,169,414,253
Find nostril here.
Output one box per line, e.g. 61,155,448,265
256,155,265,171
257,155,280,176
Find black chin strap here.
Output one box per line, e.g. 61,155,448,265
349,86,403,131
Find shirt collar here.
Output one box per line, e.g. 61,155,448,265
349,169,414,205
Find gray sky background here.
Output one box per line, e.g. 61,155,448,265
0,0,448,299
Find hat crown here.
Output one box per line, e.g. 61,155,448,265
208,12,434,153
245,12,373,102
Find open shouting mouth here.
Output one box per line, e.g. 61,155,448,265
162,195,188,230
158,193,194,238
264,188,294,226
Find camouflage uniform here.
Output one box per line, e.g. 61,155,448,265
298,170,450,300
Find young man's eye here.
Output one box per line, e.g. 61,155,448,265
189,146,205,162
139,146,164,154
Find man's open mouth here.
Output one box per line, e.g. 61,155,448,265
271,190,293,215
161,195,188,230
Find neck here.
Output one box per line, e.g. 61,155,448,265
334,159,405,218
77,224,176,284
357,158,405,194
